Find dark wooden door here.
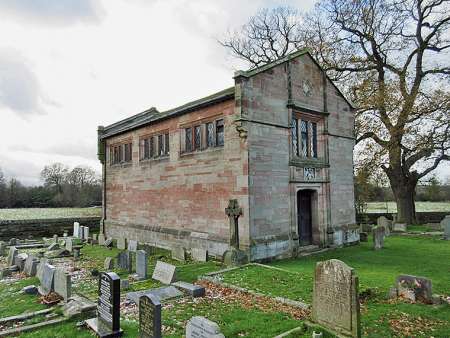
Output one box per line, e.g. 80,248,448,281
298,190,312,246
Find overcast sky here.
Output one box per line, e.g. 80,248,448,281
0,0,448,186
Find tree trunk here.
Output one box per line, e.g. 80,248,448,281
390,181,417,225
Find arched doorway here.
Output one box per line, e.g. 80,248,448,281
297,189,314,246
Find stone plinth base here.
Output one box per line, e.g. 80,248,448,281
85,318,123,338
223,248,248,266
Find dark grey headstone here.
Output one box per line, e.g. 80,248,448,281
396,274,433,304
136,250,148,280
104,238,113,247
117,251,132,273
22,285,38,295
186,316,225,338
139,294,162,338
172,281,205,297
312,259,360,338
85,272,122,337
152,261,176,284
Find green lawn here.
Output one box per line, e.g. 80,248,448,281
366,201,450,213
0,207,101,220
220,235,450,337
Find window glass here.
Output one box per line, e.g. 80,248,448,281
164,133,170,155
291,118,298,156
144,139,149,159
216,119,224,146
185,127,192,152
158,134,163,156
194,126,201,150
206,122,215,147
300,120,308,157
311,122,317,158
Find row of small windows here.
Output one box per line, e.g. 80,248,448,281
109,118,224,165
292,118,318,158
184,118,224,153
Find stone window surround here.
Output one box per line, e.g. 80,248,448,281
139,129,170,162
179,115,225,156
109,138,133,166
291,111,322,160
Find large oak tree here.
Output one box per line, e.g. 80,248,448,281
221,1,450,224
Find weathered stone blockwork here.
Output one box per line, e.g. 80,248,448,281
100,50,356,261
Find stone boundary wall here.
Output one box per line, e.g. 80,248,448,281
358,211,449,224
0,217,101,240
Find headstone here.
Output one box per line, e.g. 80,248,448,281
73,222,80,238
73,247,81,259
104,257,115,270
127,286,183,304
377,216,391,236
186,316,225,338
139,294,162,338
53,234,59,243
38,263,56,296
120,279,130,290
312,259,360,338
128,239,138,252
171,246,186,262
0,241,6,256
442,216,450,240
223,199,248,266
9,238,17,246
36,258,49,281
98,234,106,246
54,268,72,302
152,261,176,284
396,274,432,304
104,238,113,247
117,237,127,250
136,250,148,280
117,251,132,273
359,232,368,242
7,246,18,266
93,234,98,241
83,226,90,240
191,248,208,262
86,272,122,337
372,226,385,250
24,255,39,277
172,281,205,297
393,223,406,232
48,242,59,251
22,285,38,295
66,238,73,252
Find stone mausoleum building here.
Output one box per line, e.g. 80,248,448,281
97,49,357,261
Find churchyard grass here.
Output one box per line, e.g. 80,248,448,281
365,201,450,213
220,235,450,337
0,207,101,220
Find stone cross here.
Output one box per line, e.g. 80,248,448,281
225,199,242,249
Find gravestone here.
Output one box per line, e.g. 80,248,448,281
442,216,450,240
15,253,28,271
117,251,132,273
393,223,407,232
104,238,113,247
127,286,183,305
38,263,56,296
83,226,90,240
117,238,127,250
171,247,186,262
73,247,81,259
191,248,208,262
54,268,72,302
24,255,39,277
73,222,80,238
53,234,58,243
312,259,360,338
172,281,205,297
48,242,60,251
223,199,248,266
186,316,225,338
359,232,368,242
372,226,385,250
66,238,73,252
9,238,17,246
396,274,433,304
139,294,162,338
0,241,6,256
7,246,18,267
93,234,98,241
152,261,176,284
104,257,115,270
98,234,106,246
128,239,138,252
86,272,123,337
136,250,148,280
36,258,49,281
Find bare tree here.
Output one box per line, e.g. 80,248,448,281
67,166,99,187
220,7,303,68
222,1,450,224
40,163,69,194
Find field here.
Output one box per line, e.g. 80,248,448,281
0,207,101,220
365,201,450,213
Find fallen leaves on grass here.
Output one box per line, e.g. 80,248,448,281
389,312,446,337
197,280,309,320
39,292,62,305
